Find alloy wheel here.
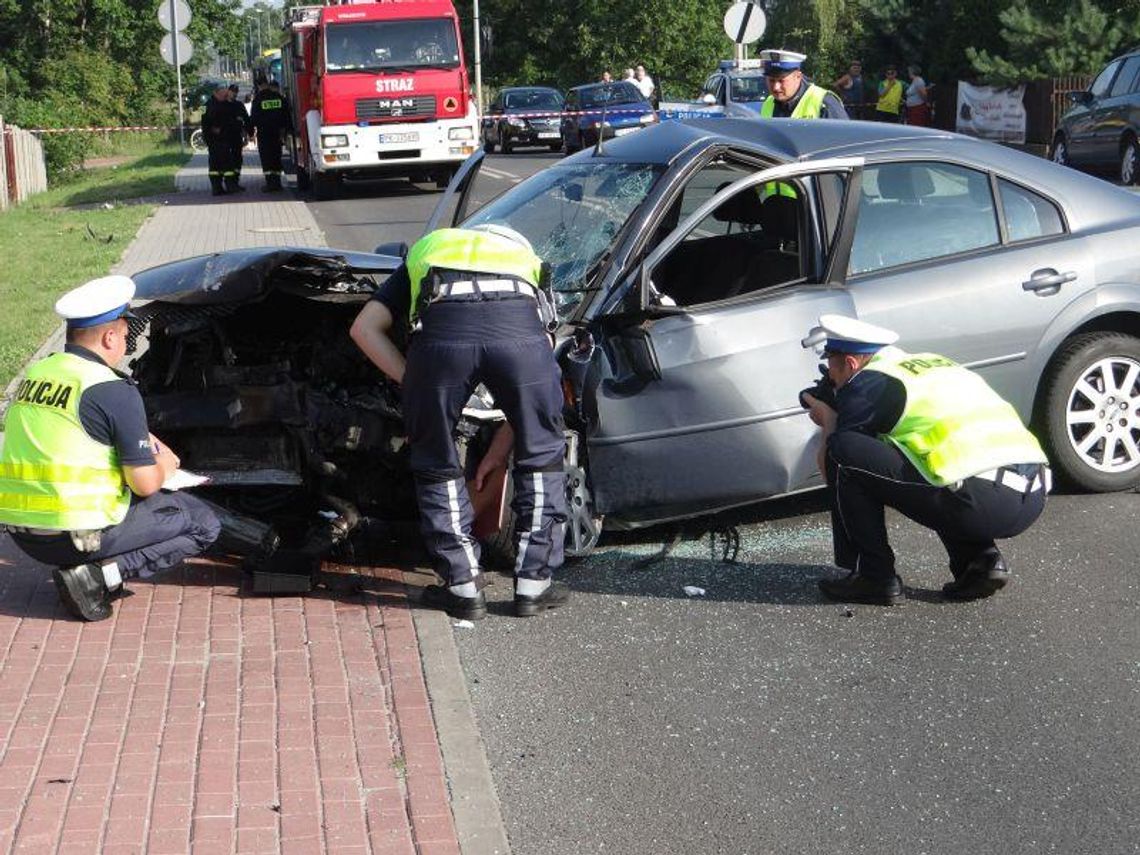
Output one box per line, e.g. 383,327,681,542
1064,355,1140,474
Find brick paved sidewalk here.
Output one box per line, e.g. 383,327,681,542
0,152,477,855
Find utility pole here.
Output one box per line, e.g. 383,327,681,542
472,0,482,116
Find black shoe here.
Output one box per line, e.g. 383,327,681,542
211,186,227,196
515,582,569,617
420,584,487,621
52,564,113,622
818,572,904,606
942,550,1009,601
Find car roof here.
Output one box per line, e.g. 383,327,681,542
570,81,640,94
499,86,561,94
588,118,1140,229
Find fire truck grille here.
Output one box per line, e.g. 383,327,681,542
356,96,438,121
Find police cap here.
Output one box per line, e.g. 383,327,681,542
55,275,138,329
760,49,807,78
817,314,899,354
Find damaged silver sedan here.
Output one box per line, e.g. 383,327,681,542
131,119,1140,567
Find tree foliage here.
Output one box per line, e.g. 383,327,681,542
968,0,1140,84
0,0,244,176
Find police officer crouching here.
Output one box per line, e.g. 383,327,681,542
759,49,848,119
351,224,568,620
799,315,1049,605
0,276,221,621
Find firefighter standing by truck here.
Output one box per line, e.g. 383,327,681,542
251,78,293,192
202,83,248,195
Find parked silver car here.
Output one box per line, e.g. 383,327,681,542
131,119,1140,561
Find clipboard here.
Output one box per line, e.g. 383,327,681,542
467,463,509,539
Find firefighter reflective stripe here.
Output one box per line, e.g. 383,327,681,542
867,349,1048,486
760,83,829,118
0,352,132,530
260,98,283,110
406,228,544,325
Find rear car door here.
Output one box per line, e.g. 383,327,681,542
586,158,864,522
843,159,1095,416
1068,59,1120,165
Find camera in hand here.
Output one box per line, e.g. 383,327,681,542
798,365,837,410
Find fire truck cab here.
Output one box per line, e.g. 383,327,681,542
282,0,479,198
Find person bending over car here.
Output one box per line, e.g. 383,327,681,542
351,224,569,620
0,276,221,621
799,315,1049,606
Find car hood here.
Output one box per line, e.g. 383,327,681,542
131,247,402,305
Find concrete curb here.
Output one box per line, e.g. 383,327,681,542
411,584,513,855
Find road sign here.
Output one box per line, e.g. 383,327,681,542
157,0,191,31
160,32,193,66
723,1,766,45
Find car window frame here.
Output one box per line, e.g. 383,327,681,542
1090,59,1122,99
638,156,865,312
1108,55,1140,98
844,157,1071,281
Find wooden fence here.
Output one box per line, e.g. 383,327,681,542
0,117,48,211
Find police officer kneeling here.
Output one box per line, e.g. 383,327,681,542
0,276,221,621
800,315,1049,605
351,224,568,620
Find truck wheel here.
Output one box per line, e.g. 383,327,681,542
313,171,338,201
434,168,457,190
295,164,310,191
1038,331,1140,491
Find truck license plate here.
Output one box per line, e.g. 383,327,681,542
380,132,419,144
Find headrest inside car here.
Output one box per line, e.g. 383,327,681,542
712,185,766,225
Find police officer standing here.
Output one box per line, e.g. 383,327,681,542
250,78,293,192
800,315,1049,605
201,83,246,195
350,224,568,620
759,49,848,119
0,276,221,621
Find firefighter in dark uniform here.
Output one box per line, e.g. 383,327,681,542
201,83,245,195
799,315,1050,605
350,224,569,620
227,83,251,186
759,49,848,119
250,78,292,192
0,276,221,621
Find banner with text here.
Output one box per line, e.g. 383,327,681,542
956,82,1026,144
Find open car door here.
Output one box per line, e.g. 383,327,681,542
422,148,487,235
586,157,866,525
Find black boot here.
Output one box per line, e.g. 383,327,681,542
818,571,904,606
515,582,569,617
210,176,227,196
224,176,245,193
420,584,487,620
52,564,113,621
942,549,1009,601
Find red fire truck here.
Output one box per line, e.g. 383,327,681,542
281,0,479,198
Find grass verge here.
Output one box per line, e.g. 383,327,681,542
0,141,188,389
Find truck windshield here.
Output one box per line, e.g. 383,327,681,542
325,19,460,72
464,161,665,317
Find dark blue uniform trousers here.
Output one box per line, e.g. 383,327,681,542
826,431,1046,582
401,298,567,593
10,491,221,579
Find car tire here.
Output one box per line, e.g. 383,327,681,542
1038,331,1140,492
1120,135,1139,186
1051,134,1070,168
484,129,496,154
499,128,513,155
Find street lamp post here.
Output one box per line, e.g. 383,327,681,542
472,0,483,117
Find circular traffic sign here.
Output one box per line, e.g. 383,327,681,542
723,1,766,45
158,0,192,32
160,32,194,66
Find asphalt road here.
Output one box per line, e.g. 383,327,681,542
308,154,1140,855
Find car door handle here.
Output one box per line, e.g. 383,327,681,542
1022,269,1077,292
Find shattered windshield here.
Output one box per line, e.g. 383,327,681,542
464,160,664,317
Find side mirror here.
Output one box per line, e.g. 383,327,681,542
373,241,409,259
1069,91,1093,105
701,93,717,105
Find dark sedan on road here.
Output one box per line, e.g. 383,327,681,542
1052,47,1140,184
560,81,657,155
482,86,565,154
129,119,1140,563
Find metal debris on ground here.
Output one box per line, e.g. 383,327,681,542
682,586,706,597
